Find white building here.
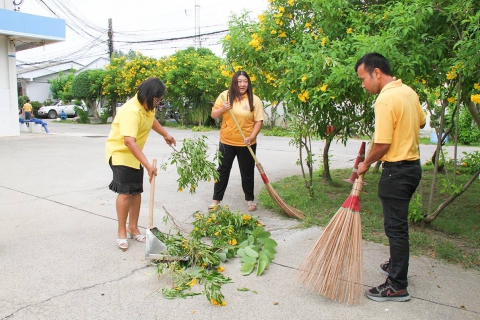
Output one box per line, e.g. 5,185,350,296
0,4,65,136
17,61,84,103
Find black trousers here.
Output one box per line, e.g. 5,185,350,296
213,142,256,202
378,164,421,289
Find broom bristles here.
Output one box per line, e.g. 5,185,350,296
297,209,363,304
256,162,305,220
297,178,364,305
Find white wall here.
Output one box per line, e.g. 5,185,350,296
20,73,58,102
0,35,20,136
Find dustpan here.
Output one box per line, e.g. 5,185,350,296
145,159,168,259
144,159,188,261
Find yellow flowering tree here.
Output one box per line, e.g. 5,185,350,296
223,0,373,186
162,47,230,126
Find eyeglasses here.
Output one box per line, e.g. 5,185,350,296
154,98,164,107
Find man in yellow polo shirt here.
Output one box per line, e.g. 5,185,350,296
22,99,33,123
355,53,426,302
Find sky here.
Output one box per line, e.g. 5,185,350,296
15,0,269,66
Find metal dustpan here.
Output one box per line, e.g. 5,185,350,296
145,159,187,261
145,159,168,260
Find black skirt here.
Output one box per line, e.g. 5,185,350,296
108,157,144,194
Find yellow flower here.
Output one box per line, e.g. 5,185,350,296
301,75,307,82
305,22,311,30
320,84,328,92
189,278,197,287
471,94,480,104
218,266,225,272
211,298,218,305
178,187,183,192
462,162,468,167
346,27,353,34
258,14,265,22
447,97,455,104
196,214,201,219
279,6,285,12
474,83,480,90
222,301,227,306
298,90,310,102
279,31,287,38
446,70,457,80
422,79,427,84
321,37,326,46
224,34,230,40
271,30,277,34
242,214,251,221
288,0,294,5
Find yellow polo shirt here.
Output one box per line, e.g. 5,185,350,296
374,79,426,162
213,90,264,146
105,94,155,169
22,103,33,112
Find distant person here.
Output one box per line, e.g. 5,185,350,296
22,100,33,124
209,71,264,213
105,77,176,251
355,53,426,302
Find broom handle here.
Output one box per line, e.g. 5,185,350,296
220,94,259,163
148,159,157,229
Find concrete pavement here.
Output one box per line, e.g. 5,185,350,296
1,120,479,319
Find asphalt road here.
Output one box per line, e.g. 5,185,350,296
1,121,479,320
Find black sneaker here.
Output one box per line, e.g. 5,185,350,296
365,279,410,302
380,261,389,276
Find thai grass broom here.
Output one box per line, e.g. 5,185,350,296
296,174,364,304
220,94,305,220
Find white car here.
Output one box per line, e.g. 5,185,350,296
38,101,85,119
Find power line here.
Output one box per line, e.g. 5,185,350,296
115,29,228,44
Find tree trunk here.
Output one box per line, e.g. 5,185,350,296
322,139,332,182
424,168,480,223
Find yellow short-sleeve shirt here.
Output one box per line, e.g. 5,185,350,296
105,94,155,169
213,90,264,146
22,103,33,112
374,80,426,162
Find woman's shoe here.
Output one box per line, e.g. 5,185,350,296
117,239,128,251
247,202,257,212
208,202,221,212
129,234,146,243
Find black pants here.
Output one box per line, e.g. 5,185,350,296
213,142,256,202
378,164,421,289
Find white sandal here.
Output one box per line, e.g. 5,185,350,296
117,239,128,251
129,234,146,243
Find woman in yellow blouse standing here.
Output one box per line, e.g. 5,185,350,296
209,71,264,212
105,78,176,251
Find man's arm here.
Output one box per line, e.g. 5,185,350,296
357,143,390,175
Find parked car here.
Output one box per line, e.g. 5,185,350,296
37,101,86,119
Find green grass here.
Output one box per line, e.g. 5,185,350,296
258,166,480,270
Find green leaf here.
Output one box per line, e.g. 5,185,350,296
237,248,246,257
257,259,267,276
244,246,259,258
241,256,257,263
258,238,278,248
241,262,255,275
216,252,227,262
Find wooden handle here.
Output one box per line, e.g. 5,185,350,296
220,94,258,163
148,159,157,229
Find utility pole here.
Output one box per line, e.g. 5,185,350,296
194,0,201,48
108,18,113,60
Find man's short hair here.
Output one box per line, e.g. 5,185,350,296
355,52,391,76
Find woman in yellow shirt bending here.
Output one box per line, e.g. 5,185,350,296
105,78,176,251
